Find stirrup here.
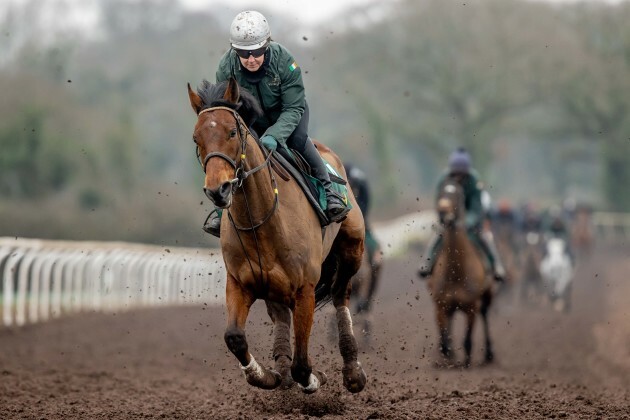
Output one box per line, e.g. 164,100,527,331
325,191,349,223
202,211,221,238
327,205,350,223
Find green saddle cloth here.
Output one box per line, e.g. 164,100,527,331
303,159,352,212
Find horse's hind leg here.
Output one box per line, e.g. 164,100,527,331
224,274,281,390
332,257,367,393
265,301,294,388
480,289,494,363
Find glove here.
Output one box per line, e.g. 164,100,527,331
261,135,277,151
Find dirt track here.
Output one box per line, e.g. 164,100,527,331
1,244,629,419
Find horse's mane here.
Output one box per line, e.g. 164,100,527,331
196,79,263,128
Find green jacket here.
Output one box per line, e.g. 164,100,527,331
215,42,305,146
436,169,484,229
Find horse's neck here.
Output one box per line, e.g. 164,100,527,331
442,224,470,278
229,140,275,226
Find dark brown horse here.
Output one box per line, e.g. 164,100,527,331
187,78,367,394
571,205,594,258
427,178,495,367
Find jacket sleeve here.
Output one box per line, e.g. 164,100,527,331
465,174,484,229
434,173,446,205
263,51,305,145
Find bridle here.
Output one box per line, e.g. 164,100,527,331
195,105,279,296
195,106,279,229
438,182,463,228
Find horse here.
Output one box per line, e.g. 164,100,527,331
427,178,495,367
518,230,545,306
540,237,574,313
492,219,520,302
186,77,367,394
571,205,595,259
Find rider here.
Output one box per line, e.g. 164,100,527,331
344,162,382,313
418,147,507,282
202,10,349,237
491,197,519,253
542,207,575,264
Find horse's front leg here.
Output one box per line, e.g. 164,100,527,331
333,280,367,393
291,285,327,393
436,305,454,362
463,310,476,368
224,274,281,390
265,300,294,389
480,289,494,363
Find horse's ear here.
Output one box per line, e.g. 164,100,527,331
224,77,240,104
188,83,203,115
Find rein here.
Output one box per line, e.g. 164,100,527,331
196,105,279,296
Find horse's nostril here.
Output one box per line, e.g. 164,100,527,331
220,182,232,197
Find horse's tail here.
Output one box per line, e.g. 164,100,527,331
315,252,339,310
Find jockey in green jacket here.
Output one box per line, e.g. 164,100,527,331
203,10,349,237
418,147,506,282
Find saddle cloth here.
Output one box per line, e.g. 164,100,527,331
272,145,351,226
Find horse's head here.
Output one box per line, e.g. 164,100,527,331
436,178,465,227
187,77,263,208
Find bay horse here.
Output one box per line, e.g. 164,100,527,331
427,178,495,367
187,77,367,394
571,205,594,259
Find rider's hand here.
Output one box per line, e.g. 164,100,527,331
261,135,278,151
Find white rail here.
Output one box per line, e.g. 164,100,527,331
0,211,436,328
0,238,225,327
592,211,630,243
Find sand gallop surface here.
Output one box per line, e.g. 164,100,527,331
1,245,629,419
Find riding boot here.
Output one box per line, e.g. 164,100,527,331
418,232,443,278
480,230,507,283
301,139,349,224
202,208,222,238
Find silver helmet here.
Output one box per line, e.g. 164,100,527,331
229,11,270,50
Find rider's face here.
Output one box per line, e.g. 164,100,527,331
451,172,466,183
239,54,265,72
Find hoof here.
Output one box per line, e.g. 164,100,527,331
241,357,282,390
342,361,367,393
276,356,294,389
298,371,326,394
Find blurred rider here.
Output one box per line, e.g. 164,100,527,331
344,162,382,313
418,147,506,282
202,10,349,237
543,206,575,264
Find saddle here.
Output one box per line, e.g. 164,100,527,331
270,145,349,226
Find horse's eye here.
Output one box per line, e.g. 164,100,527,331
230,129,237,138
